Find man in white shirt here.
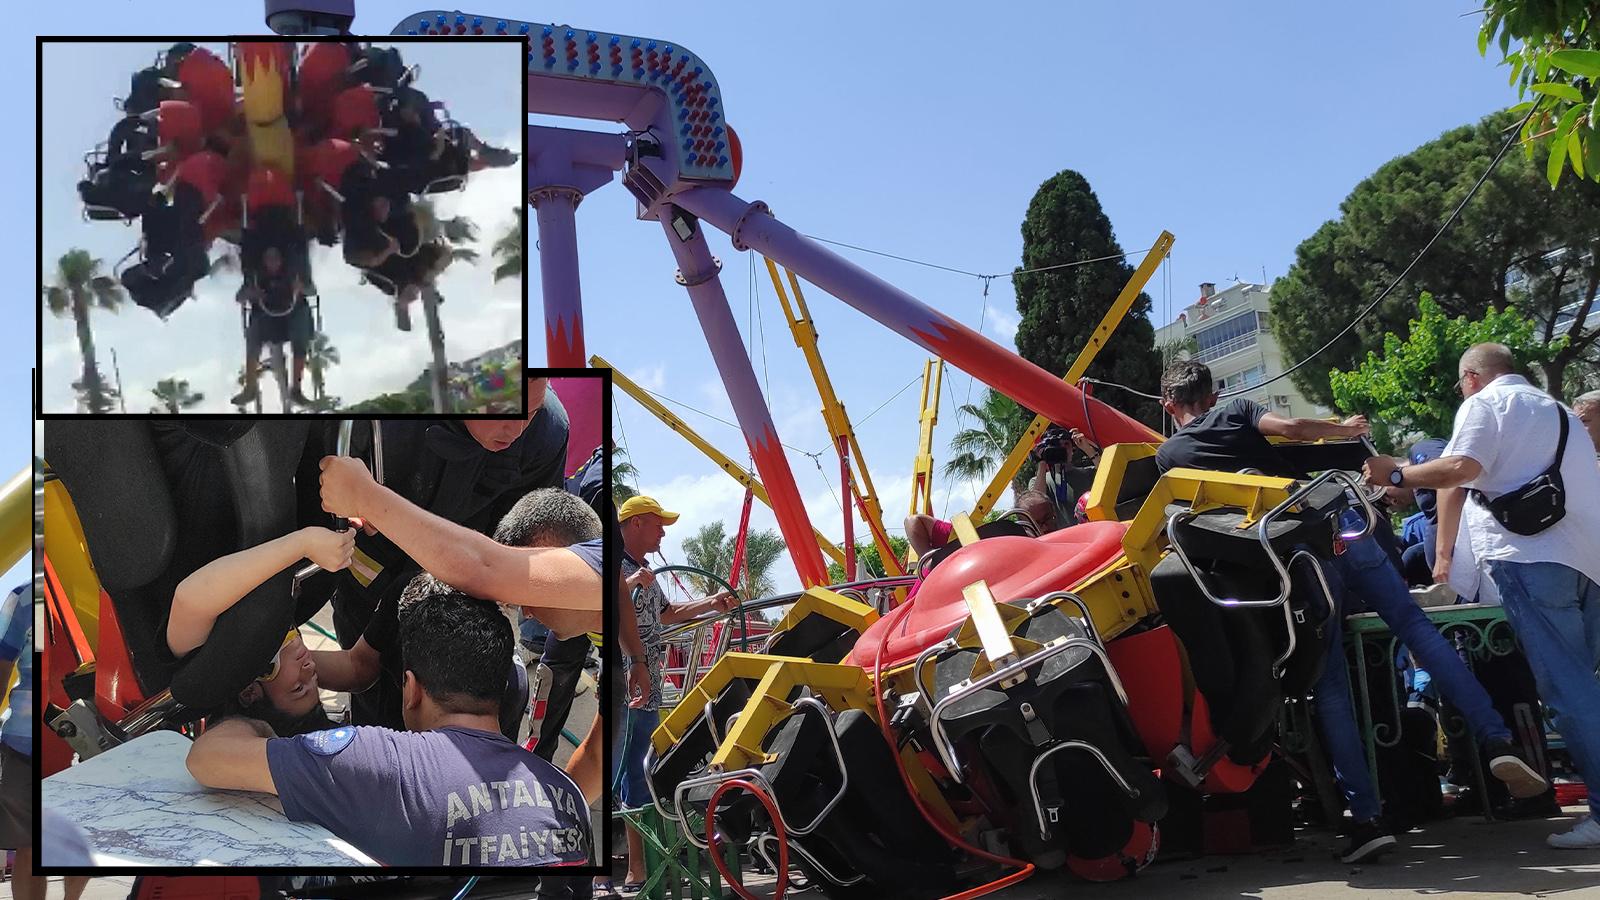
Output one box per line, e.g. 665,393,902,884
1365,344,1600,849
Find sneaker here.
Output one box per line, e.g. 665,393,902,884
231,384,259,407
1547,815,1600,849
394,298,412,331
1339,818,1397,864
1486,738,1549,799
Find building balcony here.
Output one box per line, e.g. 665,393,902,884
1193,331,1259,364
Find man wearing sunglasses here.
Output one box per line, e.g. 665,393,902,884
188,576,593,866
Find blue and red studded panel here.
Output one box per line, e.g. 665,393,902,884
394,10,734,183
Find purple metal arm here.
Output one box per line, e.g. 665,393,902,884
668,185,1162,446
656,210,831,587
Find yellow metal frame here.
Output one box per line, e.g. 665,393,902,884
765,261,903,578
1120,468,1299,574
594,355,848,569
909,359,944,517
768,586,880,640
1080,442,1160,524
970,231,1175,519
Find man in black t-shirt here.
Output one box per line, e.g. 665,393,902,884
1154,361,1368,477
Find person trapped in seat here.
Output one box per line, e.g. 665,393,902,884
1154,359,1545,864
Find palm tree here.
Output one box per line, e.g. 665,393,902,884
943,388,1032,491
681,521,783,600
492,206,522,283
612,444,640,504
43,249,126,414
306,331,340,404
151,377,205,414
410,198,480,413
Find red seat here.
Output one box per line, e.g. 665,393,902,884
847,521,1129,669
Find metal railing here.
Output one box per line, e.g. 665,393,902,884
1193,330,1259,364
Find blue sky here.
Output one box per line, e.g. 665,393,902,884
514,2,1519,594
37,37,523,413
11,3,1520,597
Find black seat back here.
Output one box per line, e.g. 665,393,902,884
46,422,310,709
1114,454,1161,521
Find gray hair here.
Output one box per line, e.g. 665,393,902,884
493,487,602,548
1574,390,1600,410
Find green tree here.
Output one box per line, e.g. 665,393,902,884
150,377,204,414
1012,170,1163,425
681,520,784,600
826,534,911,583
943,389,1035,492
1478,1,1600,185
1328,294,1565,452
1271,109,1600,406
493,207,523,283
612,445,640,504
306,331,340,406
43,249,125,415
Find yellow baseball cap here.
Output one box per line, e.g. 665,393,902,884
618,495,680,524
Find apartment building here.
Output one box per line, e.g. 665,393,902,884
1152,281,1327,418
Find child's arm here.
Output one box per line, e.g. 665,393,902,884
168,527,355,658
309,639,381,693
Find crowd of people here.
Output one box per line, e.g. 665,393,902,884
74,41,518,409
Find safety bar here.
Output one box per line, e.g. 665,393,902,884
293,423,383,594
196,195,224,226
1028,739,1142,840
117,688,185,738
667,695,851,849
1165,469,1376,611
770,833,866,887
994,507,1041,536
318,179,346,204
1270,549,1337,678
928,634,1128,784
1026,591,1109,654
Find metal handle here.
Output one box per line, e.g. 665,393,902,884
1166,469,1362,611
928,634,1126,784
668,695,851,849
1029,740,1141,840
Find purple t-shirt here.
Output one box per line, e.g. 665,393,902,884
266,725,591,866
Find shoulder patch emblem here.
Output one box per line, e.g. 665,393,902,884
303,726,356,756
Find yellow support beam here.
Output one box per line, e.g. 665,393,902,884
0,467,28,576
765,260,903,577
909,359,944,517
593,355,848,569
969,231,1175,519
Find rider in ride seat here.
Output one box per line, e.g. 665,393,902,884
119,150,224,318
233,205,314,409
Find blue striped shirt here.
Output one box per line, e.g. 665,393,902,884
0,585,32,756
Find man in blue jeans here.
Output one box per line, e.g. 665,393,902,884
1367,343,1600,849
1157,360,1544,863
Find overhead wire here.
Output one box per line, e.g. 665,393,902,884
1085,98,1544,406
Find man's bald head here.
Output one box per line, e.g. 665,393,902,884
1461,343,1514,377
1458,343,1515,399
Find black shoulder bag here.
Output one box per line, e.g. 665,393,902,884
1471,406,1569,536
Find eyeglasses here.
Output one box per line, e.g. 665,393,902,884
257,629,301,683
1454,370,1479,394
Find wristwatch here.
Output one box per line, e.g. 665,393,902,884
1389,468,1405,487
